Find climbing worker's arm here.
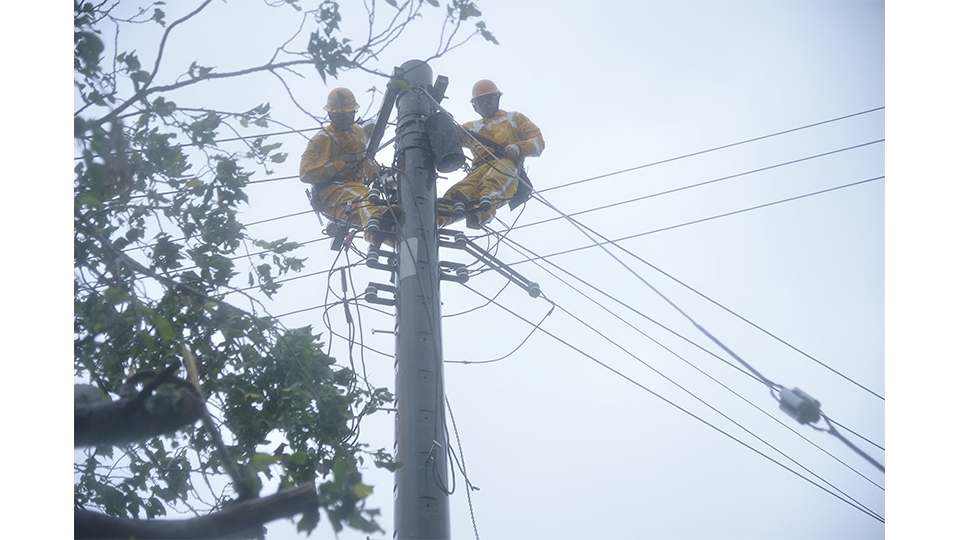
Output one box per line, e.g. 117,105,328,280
513,112,545,159
299,133,348,185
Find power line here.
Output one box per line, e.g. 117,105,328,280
523,178,886,472
509,139,884,234
501,176,883,267
537,106,884,194
487,229,885,489
606,238,885,402
549,294,883,513
488,149,886,400
459,283,883,523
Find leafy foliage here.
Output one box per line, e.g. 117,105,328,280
74,0,493,535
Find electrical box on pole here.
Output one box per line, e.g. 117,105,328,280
392,59,451,540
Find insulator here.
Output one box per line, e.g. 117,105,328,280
453,201,465,214
526,282,541,298
367,217,382,233
324,222,340,236
364,285,379,303
456,267,469,280
478,195,492,212
454,233,467,249
368,188,383,205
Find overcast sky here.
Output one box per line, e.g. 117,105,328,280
45,0,960,538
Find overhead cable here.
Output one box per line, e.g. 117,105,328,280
460,283,883,523
501,176,884,266
537,106,884,194
510,139,884,234
487,227,884,489
525,181,886,472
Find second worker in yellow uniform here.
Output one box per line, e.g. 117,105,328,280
300,87,398,245
439,79,545,229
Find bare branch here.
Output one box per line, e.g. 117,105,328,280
146,0,215,99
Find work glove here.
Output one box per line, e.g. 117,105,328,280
503,144,521,161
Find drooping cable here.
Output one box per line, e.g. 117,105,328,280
486,228,884,489
444,300,555,365
525,181,886,472
445,394,481,540
546,293,882,515
818,413,886,473
459,283,883,523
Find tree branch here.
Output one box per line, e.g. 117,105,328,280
94,59,317,126
148,0,216,91
74,484,320,540
74,378,204,448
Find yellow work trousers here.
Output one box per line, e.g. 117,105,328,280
314,181,391,245
438,160,519,229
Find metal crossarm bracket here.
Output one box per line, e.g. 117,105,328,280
438,229,467,250
439,261,469,283
364,281,397,306
366,245,396,272
462,238,541,298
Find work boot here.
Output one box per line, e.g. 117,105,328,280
465,212,481,230
385,204,405,226
366,230,396,249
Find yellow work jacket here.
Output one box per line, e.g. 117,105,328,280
299,124,374,185
461,110,545,166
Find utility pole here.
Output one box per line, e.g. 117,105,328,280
392,59,451,540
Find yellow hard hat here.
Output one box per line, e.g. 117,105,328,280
470,79,502,102
324,87,360,112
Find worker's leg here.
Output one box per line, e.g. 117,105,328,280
316,182,384,230
438,170,481,227
469,162,519,228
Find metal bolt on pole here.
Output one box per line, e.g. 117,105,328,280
392,59,451,540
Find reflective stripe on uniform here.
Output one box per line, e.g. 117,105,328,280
529,138,543,157
340,184,375,224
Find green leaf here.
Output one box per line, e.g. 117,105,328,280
289,450,308,465
353,483,374,499
153,96,176,116
259,142,282,154
333,457,347,482
390,78,411,91
297,507,320,533
249,452,278,472
153,316,175,341
374,459,403,472
103,287,128,305
476,21,499,45
151,8,166,26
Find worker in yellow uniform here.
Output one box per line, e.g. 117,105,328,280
438,79,545,229
300,87,398,245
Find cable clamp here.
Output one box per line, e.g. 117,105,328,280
778,387,821,425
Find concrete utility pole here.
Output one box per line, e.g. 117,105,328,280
392,59,451,540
